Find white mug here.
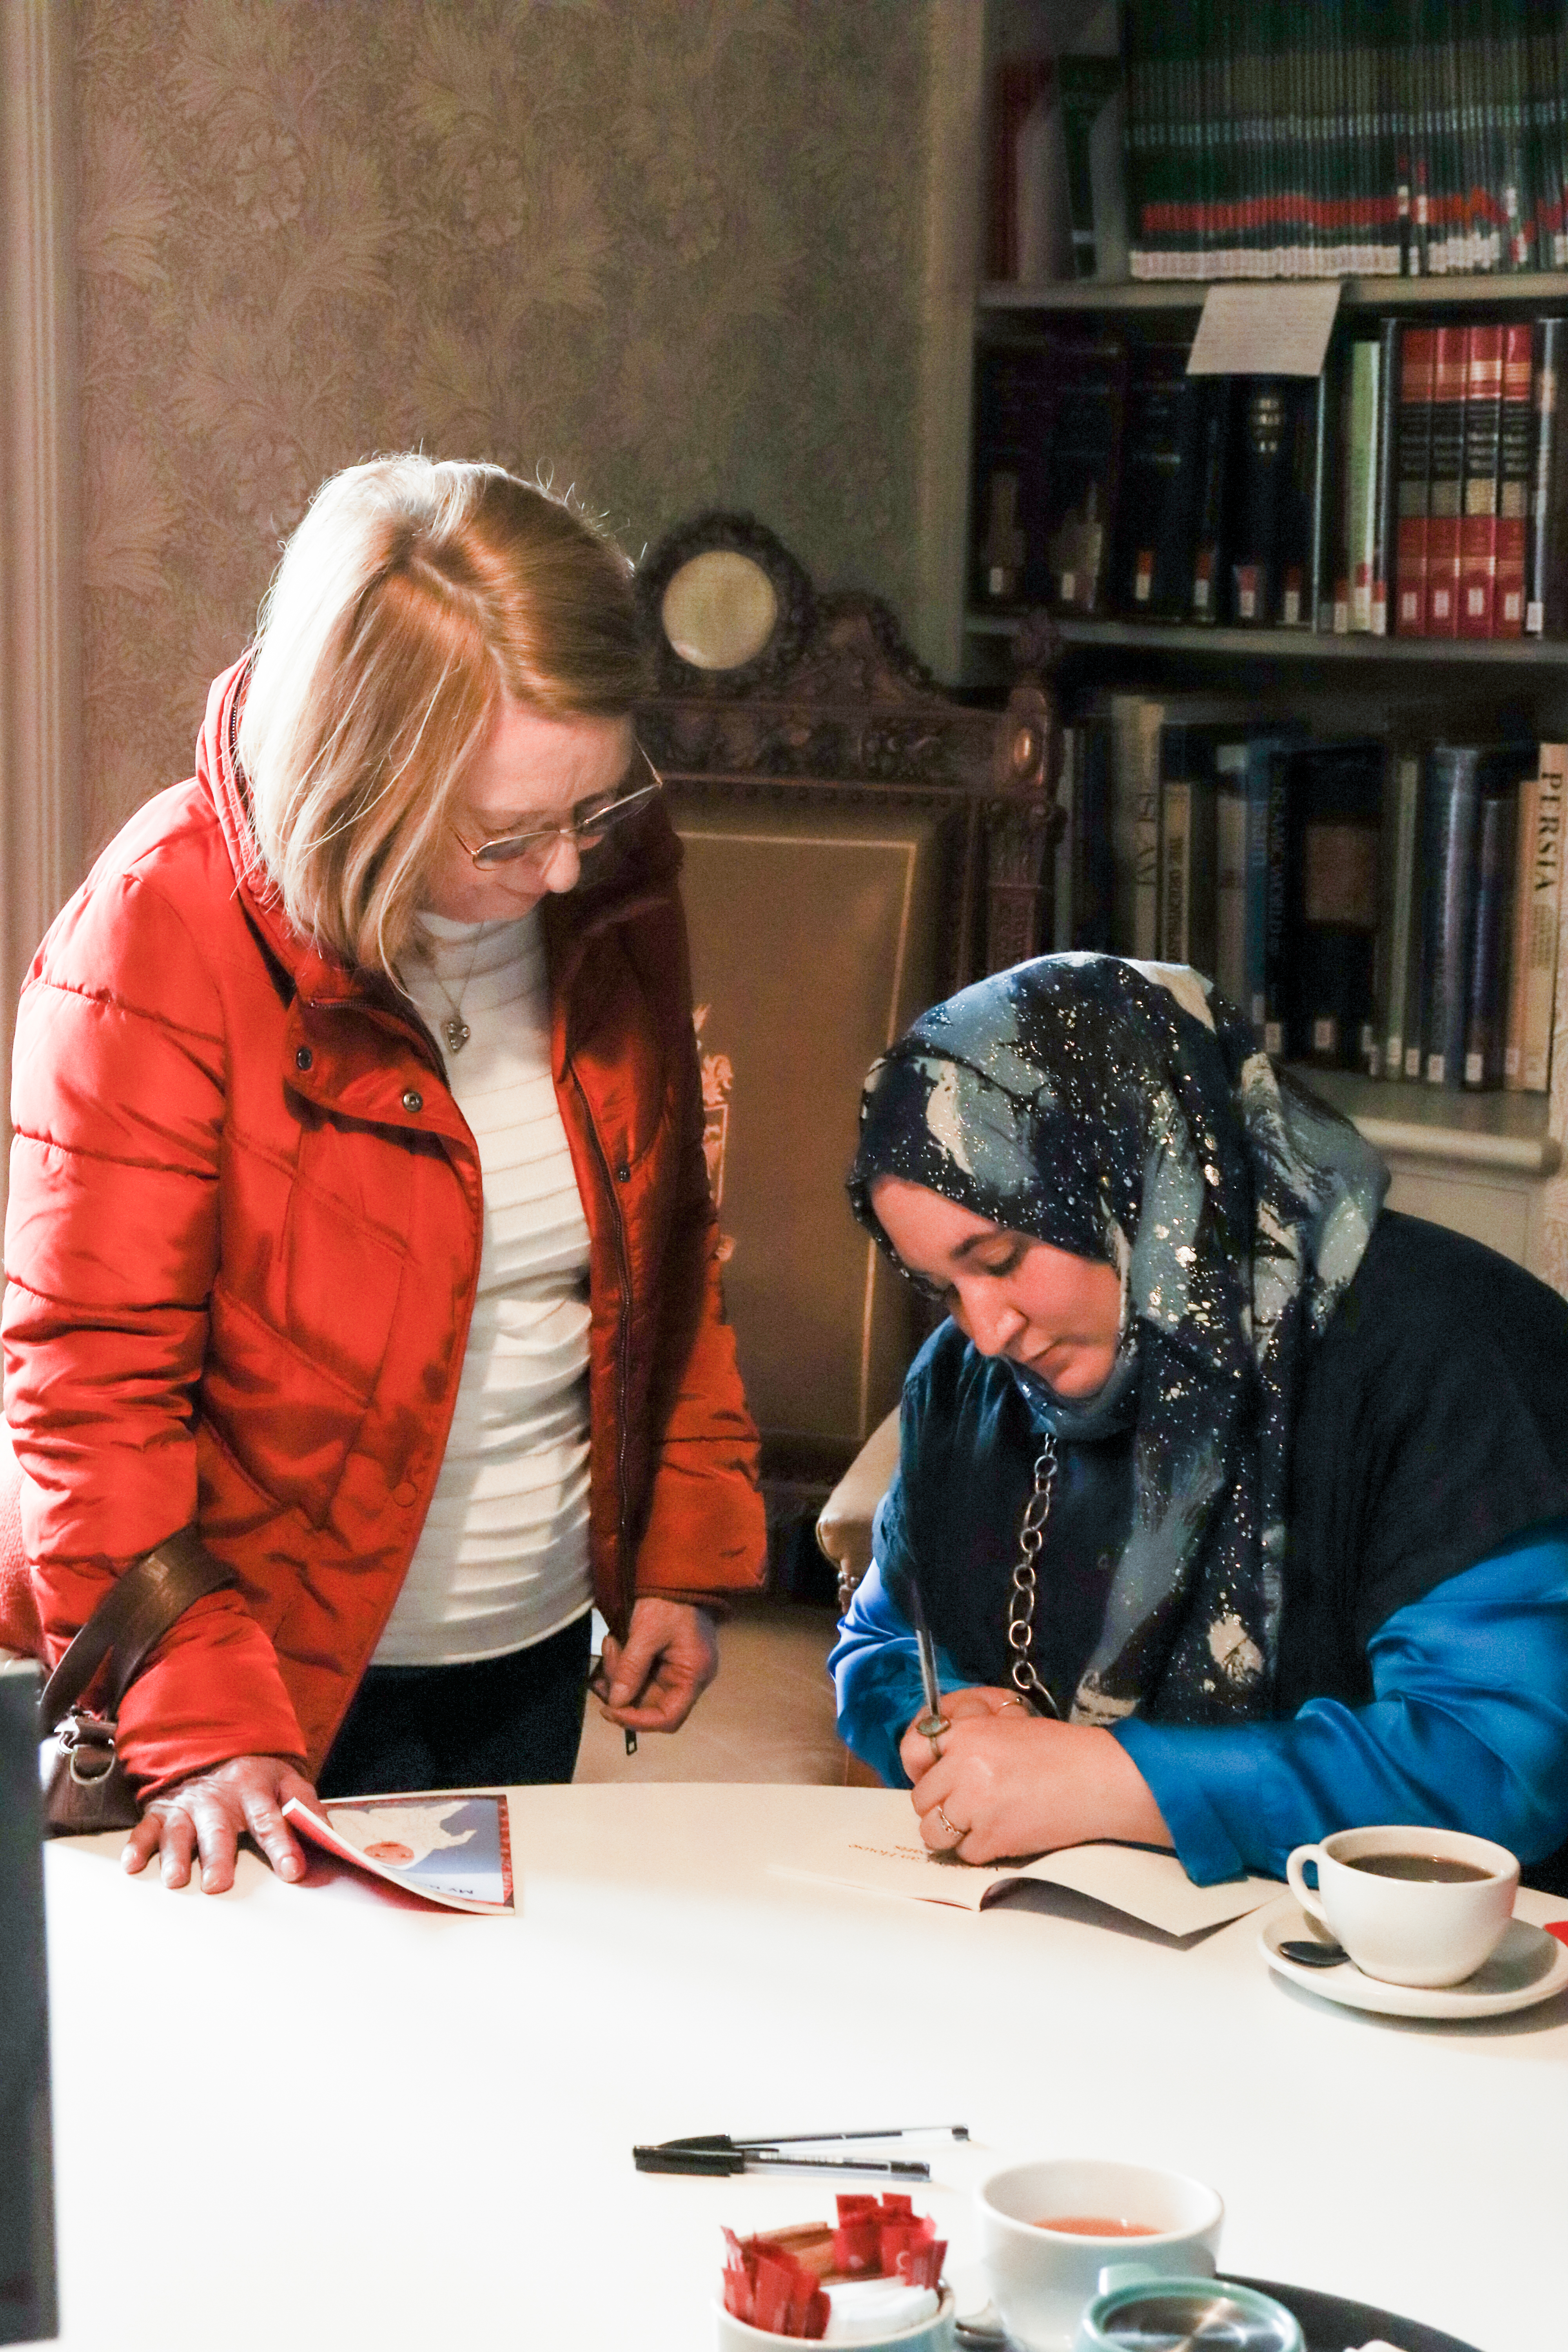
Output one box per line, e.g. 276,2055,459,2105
1285,1824,1518,1989
976,2160,1223,2352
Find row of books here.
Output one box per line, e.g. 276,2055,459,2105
1053,693,1567,1091
971,312,1568,638
1124,0,1568,282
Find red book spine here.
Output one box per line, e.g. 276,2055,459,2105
1494,321,1534,639
1457,323,1504,641
1394,327,1437,637
1423,325,1467,640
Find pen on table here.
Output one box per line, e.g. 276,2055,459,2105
633,2124,969,2178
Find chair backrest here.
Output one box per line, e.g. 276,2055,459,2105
638,516,1060,1498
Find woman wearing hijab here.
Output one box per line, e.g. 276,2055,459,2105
830,956,1568,1892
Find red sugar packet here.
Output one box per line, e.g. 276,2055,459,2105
722,2230,828,2339
898,2239,947,2291
723,2196,945,2337
1544,1921,1568,1947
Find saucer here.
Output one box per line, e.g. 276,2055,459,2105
1259,1896,1568,2018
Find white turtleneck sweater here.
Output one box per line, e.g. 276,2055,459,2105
372,907,593,1666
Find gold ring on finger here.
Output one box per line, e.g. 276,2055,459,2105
935,1803,969,1844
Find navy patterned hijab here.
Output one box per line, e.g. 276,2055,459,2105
848,955,1388,1727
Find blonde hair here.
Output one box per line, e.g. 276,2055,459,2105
236,456,644,976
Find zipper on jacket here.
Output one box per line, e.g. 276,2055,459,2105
570,1061,635,1628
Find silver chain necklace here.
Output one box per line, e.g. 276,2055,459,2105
426,923,487,1056
1005,1432,1062,1718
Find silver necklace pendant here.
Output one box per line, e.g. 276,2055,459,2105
443,1014,471,1054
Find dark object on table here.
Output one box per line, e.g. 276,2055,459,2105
1232,2275,1481,2352
1277,1937,1348,1967
634,2139,929,2180
0,1661,58,2343
634,2123,968,2179
958,2276,1482,2352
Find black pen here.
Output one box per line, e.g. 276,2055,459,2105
633,2124,968,2178
589,1653,637,1756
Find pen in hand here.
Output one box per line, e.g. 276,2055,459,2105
588,1654,639,1757
908,1585,950,1758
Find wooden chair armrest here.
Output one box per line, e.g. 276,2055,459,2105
815,1407,902,1614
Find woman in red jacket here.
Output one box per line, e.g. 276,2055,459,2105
4,456,765,1893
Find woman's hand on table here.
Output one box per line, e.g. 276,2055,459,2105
122,1755,319,1894
900,1686,1173,1863
595,1598,719,1733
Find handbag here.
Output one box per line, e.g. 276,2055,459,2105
37,1524,238,1836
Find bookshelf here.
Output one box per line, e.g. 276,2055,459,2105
971,615,1568,666
980,274,1568,316
959,1,1568,1295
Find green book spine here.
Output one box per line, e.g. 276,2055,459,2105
1125,8,1156,275
1523,0,1555,266
1501,0,1530,266
1411,0,1434,274
1343,0,1364,273
1287,13,1311,274
1309,2,1329,273
1198,0,1220,275
1347,338,1382,632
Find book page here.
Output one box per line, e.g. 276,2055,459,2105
769,1795,1276,1938
283,1792,514,1913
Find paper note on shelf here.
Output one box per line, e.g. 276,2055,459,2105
1185,282,1340,379
769,1793,1275,1938
283,1791,514,1913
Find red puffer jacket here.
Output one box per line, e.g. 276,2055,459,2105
3,661,764,1795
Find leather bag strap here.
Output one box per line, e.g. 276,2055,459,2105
38,1527,238,1735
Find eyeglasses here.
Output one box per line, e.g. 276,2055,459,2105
455,746,664,872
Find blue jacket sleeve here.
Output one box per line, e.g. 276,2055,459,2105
828,1492,969,1789
1114,1524,1568,1885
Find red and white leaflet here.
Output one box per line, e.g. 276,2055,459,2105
282,1792,514,1913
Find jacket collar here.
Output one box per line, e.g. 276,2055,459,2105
195,655,684,1014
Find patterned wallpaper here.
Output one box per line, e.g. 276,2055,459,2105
74,0,934,852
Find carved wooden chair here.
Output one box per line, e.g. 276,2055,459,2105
636,515,1060,1591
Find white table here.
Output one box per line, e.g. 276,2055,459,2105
28,1785,1568,2351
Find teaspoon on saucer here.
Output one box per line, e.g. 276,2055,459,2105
1278,1937,1348,1967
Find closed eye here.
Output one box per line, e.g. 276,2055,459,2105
898,1240,1026,1303
971,1244,1025,1279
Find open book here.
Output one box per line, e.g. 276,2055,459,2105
770,1791,1276,1938
282,1791,514,1914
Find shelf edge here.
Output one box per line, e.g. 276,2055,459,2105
1341,1115,1561,1176
978,270,1568,313
964,613,1568,664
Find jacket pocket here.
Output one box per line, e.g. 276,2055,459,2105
203,1281,379,1529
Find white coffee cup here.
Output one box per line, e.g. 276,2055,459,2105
1285,1824,1519,1989
976,2159,1223,2352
